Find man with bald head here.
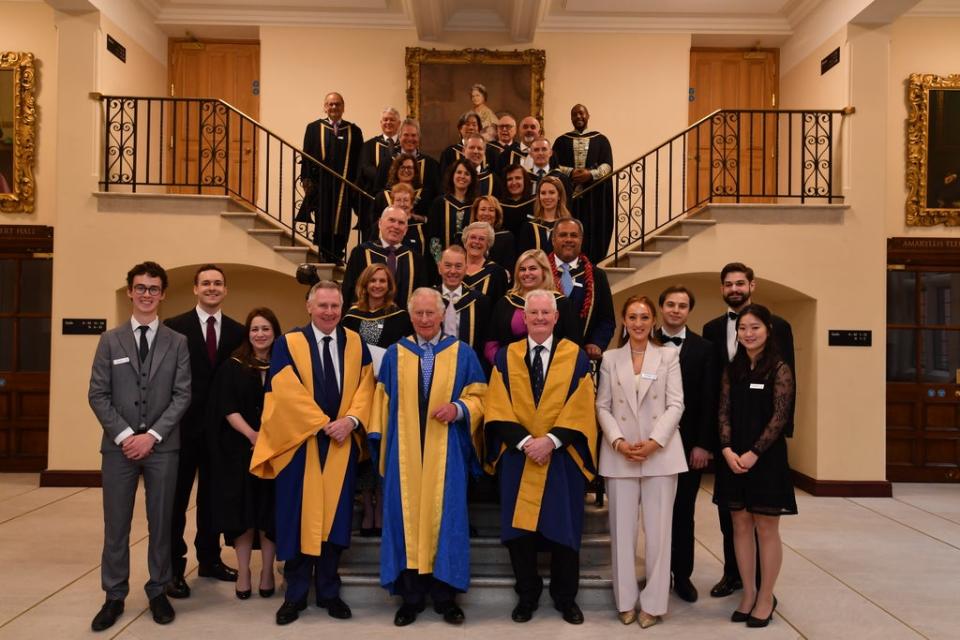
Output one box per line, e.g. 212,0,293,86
298,91,364,263
553,104,614,264
341,205,431,311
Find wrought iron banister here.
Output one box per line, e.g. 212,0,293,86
96,94,374,263
570,108,854,264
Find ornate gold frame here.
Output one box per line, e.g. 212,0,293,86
405,47,546,125
0,52,36,213
906,73,960,226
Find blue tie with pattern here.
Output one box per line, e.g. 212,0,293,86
559,262,574,296
421,341,435,400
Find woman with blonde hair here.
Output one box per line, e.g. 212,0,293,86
483,248,578,364
519,175,573,255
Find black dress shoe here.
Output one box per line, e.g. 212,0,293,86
434,600,465,625
359,527,375,537
673,576,699,602
276,600,307,625
149,594,175,625
555,602,584,625
318,597,352,619
394,603,424,626
198,560,238,582
511,602,537,623
710,575,743,598
91,599,124,632
166,575,190,599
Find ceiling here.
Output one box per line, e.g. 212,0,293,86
135,0,953,44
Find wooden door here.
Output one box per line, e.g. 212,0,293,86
168,41,260,199
688,49,778,206
887,263,960,482
0,226,53,472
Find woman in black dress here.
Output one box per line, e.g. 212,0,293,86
341,263,413,535
211,307,281,599
470,194,517,273
713,304,796,628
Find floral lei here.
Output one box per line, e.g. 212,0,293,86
551,253,594,320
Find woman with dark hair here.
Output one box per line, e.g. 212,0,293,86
428,156,478,263
439,111,484,176
713,304,796,628
499,163,535,236
470,83,498,131
211,307,281,599
518,175,573,255
371,154,431,251
470,194,516,273
342,264,413,536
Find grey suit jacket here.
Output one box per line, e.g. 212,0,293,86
88,321,192,454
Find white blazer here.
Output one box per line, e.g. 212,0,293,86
596,342,687,478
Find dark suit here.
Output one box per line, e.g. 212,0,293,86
88,320,191,600
664,330,717,582
702,309,795,581
164,309,245,577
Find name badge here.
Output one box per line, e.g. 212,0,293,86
641,372,657,380
572,281,583,288
750,383,765,390
112,357,130,365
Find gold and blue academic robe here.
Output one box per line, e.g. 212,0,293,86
483,338,597,551
369,335,487,593
249,325,374,560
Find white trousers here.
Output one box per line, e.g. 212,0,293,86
607,474,678,615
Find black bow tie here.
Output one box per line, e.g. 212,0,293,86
727,311,738,321
658,331,683,346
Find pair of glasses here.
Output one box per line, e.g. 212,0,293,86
398,165,415,171
133,285,162,295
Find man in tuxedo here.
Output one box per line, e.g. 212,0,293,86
702,262,795,598
164,264,246,598
298,91,364,262
341,206,431,310
548,218,614,360
88,261,191,631
250,281,374,625
357,106,401,235
435,245,490,365
656,285,717,603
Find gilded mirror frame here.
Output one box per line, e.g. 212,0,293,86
906,73,960,226
405,47,545,159
0,52,36,213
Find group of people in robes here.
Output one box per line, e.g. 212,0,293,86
296,91,614,267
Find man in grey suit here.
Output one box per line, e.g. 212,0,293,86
88,261,191,632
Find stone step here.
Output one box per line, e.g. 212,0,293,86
624,250,662,269
342,533,611,567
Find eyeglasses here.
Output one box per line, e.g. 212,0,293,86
133,285,162,295
398,165,415,172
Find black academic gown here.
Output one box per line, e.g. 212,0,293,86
428,193,473,257
341,241,430,311
437,285,491,370
500,196,534,237
299,117,364,260
439,142,499,179
527,166,573,206
476,166,505,199
491,230,518,274
494,142,527,175
553,130,614,264
371,188,430,254
517,219,557,255
357,134,397,235
463,261,509,304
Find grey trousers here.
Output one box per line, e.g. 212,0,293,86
101,450,178,600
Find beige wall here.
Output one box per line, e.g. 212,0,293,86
0,1,59,225
886,16,960,238
260,27,691,169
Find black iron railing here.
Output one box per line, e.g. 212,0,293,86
572,108,853,263
96,95,373,263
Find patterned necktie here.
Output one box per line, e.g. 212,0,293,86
320,336,339,417
138,325,150,362
332,120,340,137
559,262,574,296
421,341,435,400
531,345,545,405
537,168,545,178
443,292,459,337
205,316,217,365
385,245,397,274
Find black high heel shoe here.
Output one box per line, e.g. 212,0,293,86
236,588,252,600
259,585,275,598
746,596,777,628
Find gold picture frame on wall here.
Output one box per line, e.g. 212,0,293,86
0,52,36,214
906,73,960,226
405,47,545,160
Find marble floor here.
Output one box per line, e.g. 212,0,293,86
0,474,957,639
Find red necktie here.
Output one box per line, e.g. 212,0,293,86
205,316,217,365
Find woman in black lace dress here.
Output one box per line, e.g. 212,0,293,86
713,304,796,628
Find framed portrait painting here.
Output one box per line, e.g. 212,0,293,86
405,47,545,159
906,73,960,226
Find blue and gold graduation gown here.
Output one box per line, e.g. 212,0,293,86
483,338,597,551
250,325,374,559
369,335,487,593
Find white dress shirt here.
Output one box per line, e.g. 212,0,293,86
517,335,561,450
725,309,738,362
115,317,162,445
661,325,687,349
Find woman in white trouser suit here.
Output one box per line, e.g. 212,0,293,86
596,295,686,628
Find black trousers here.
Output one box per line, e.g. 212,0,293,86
505,534,579,607
284,542,343,603
670,466,703,580
170,435,221,575
396,570,456,606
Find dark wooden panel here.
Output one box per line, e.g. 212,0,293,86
17,392,49,418
924,404,958,430
0,430,7,455
17,429,47,456
886,438,914,465
885,402,915,429
0,393,8,419
791,470,892,497
40,469,102,487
